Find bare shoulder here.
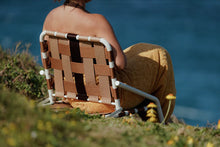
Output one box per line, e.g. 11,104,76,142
91,13,107,21
88,13,114,36
45,6,62,18
43,6,63,29
90,14,111,27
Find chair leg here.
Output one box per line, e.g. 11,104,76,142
105,107,123,118
38,90,54,106
38,70,55,106
115,81,164,123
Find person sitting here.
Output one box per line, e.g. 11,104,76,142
42,0,176,121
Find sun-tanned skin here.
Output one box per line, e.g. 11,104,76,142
43,2,127,69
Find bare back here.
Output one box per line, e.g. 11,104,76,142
43,5,126,69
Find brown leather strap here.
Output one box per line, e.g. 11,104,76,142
83,58,97,87
51,57,111,76
40,41,48,52
83,58,99,96
59,39,77,98
70,38,87,100
49,37,64,97
70,62,84,73
44,34,119,106
58,39,71,56
51,58,62,70
94,64,111,76
63,80,77,93
94,44,111,104
80,43,96,58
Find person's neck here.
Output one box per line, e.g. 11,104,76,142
77,1,85,9
64,1,86,10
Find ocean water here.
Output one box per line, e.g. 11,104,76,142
1,0,220,126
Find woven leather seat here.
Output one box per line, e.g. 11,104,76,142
39,31,165,122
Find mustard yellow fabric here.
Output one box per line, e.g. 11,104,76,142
69,43,176,119
116,43,176,118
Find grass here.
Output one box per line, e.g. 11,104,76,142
0,44,220,147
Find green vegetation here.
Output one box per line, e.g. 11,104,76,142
0,44,220,147
0,43,47,99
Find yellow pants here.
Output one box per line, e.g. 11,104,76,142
116,43,176,118
69,43,176,119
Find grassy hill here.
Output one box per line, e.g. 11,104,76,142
0,44,219,147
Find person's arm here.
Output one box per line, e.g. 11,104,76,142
93,14,127,69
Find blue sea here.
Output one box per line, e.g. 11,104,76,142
1,0,220,126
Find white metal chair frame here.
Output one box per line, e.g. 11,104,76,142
39,31,165,122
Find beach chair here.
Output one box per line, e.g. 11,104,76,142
39,31,165,122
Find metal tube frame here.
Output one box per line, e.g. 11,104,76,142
115,81,164,122
39,31,165,123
